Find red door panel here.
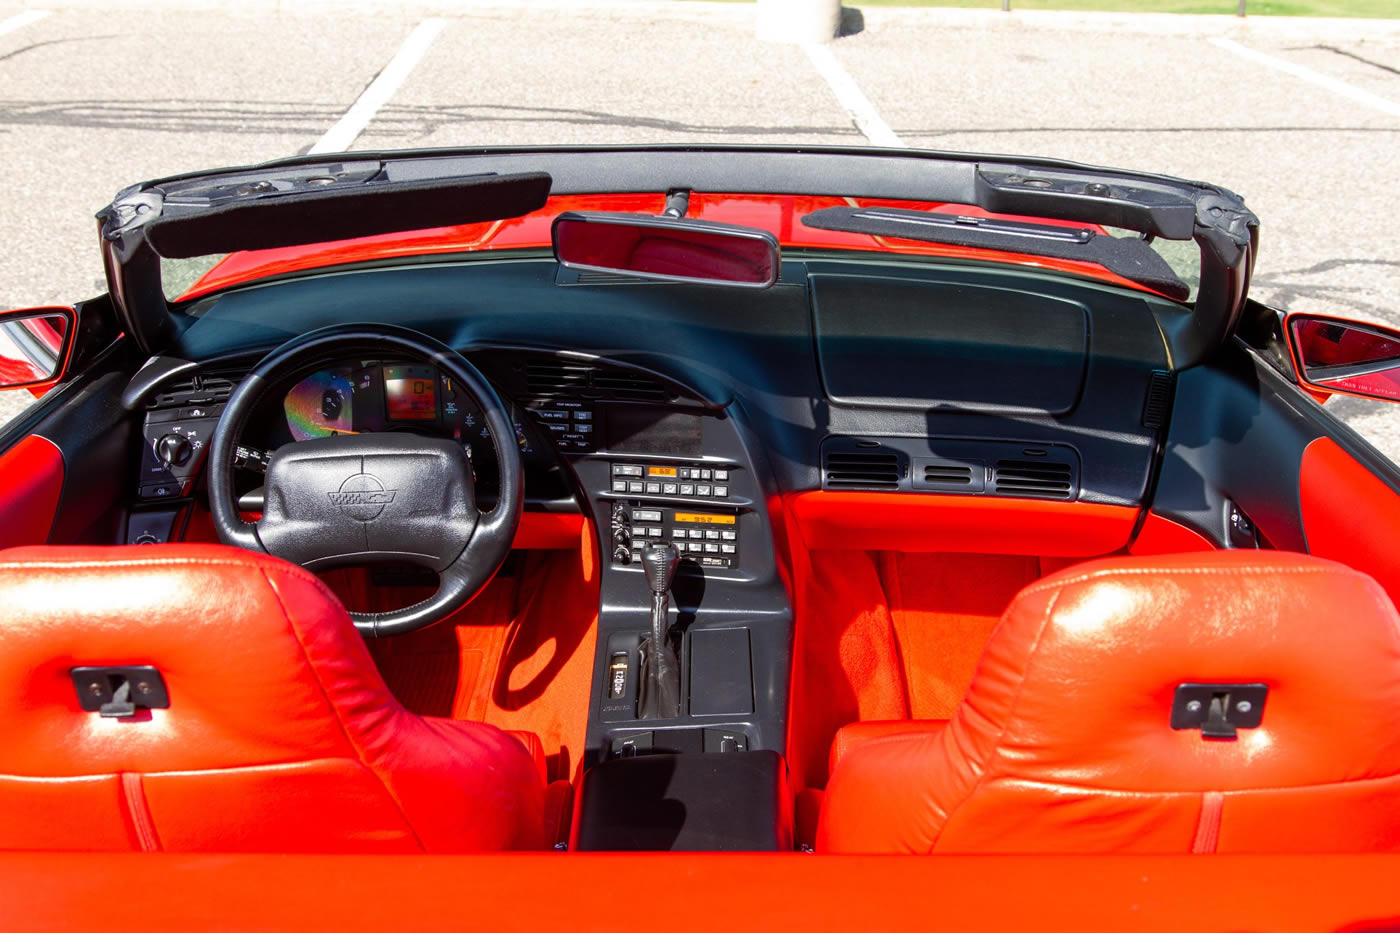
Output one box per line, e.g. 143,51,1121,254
1300,436,1400,606
0,435,64,548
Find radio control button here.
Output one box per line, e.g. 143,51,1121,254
713,486,728,498
696,485,711,496
714,470,729,481
679,484,694,496
663,483,678,495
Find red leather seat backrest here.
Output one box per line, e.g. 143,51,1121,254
0,544,544,853
819,551,1400,854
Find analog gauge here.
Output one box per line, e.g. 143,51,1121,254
285,369,355,440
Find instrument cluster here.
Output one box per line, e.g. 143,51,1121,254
280,360,537,480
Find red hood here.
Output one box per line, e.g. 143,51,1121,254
177,192,1169,302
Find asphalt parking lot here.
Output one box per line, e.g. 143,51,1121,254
2,1,1398,459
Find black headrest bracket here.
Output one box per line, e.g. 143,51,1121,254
1170,683,1268,740
71,666,170,719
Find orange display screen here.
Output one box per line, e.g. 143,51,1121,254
383,365,437,421
648,466,678,477
673,513,736,525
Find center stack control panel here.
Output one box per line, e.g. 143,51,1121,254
605,460,743,569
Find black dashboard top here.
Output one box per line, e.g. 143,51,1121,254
153,254,1179,506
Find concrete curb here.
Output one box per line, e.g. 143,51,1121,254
860,7,1400,41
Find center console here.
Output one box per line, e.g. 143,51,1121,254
549,394,795,851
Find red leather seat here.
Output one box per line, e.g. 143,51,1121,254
818,551,1400,854
0,544,546,853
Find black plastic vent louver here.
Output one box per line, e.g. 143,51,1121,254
993,459,1075,500
824,450,902,489
525,361,671,402
591,370,671,402
1142,370,1174,428
146,372,238,409
923,463,975,485
527,362,593,396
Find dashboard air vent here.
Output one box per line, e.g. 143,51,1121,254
526,362,592,396
824,449,902,490
146,371,239,409
525,361,672,402
1142,370,1174,428
591,370,671,402
923,463,975,485
993,459,1074,500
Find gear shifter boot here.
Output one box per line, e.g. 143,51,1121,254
637,634,680,720
637,543,681,720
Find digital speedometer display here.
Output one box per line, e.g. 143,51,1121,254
383,364,437,420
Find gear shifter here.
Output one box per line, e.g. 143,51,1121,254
637,542,681,720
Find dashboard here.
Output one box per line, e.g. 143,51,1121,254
133,257,1182,567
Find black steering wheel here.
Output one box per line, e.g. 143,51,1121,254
207,324,523,637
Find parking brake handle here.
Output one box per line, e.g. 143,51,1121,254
637,542,681,720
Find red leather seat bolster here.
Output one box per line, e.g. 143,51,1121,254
506,731,549,785
829,720,948,778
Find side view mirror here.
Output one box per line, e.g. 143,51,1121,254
1287,313,1400,404
552,212,780,288
0,307,76,392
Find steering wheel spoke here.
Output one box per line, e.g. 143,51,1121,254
206,325,524,637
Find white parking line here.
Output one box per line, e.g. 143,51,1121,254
1209,37,1400,119
0,10,50,39
801,42,905,148
309,18,446,155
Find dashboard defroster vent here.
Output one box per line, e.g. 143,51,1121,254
824,449,903,490
993,459,1075,500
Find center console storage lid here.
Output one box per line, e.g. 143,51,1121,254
575,751,792,852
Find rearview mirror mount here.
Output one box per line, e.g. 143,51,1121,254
552,212,780,289
0,306,76,392
1287,313,1400,404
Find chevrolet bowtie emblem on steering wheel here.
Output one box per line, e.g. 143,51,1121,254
327,473,397,521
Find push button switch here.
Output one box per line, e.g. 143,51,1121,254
702,728,749,753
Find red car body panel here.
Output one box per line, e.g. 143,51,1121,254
177,194,1169,303
7,851,1400,932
